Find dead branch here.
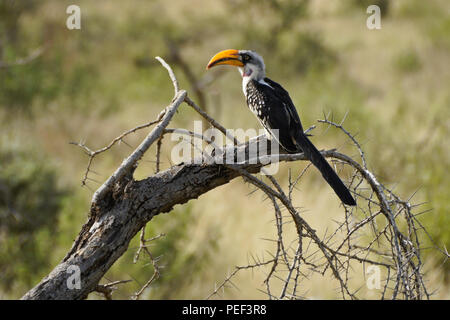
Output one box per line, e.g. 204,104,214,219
94,280,132,300
21,57,439,300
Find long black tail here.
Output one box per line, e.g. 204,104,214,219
295,133,356,206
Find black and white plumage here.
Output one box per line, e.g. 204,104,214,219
207,49,356,206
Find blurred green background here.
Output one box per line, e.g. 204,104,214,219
0,0,448,299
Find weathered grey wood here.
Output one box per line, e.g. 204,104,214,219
21,134,308,300
91,90,187,205
20,55,431,300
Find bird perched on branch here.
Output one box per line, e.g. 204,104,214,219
206,49,356,206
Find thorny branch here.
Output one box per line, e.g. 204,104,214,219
132,229,165,300
59,57,443,300
94,280,132,300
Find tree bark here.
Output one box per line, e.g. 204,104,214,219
20,58,432,300
21,136,287,300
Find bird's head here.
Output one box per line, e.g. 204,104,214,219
206,49,265,81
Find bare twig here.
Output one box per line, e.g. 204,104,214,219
95,280,132,300
132,228,165,300
23,56,438,301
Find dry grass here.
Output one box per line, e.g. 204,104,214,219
1,0,448,299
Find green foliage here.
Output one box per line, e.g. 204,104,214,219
0,140,67,294
0,0,38,42
270,31,337,76
350,0,390,15
0,0,55,112
427,16,450,49
0,142,65,234
393,49,422,73
225,0,334,76
0,48,60,112
395,0,441,18
0,0,448,298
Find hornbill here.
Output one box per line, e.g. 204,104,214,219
206,49,356,206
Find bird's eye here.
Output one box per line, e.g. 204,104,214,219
242,54,251,62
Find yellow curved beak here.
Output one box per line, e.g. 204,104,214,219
206,49,244,70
